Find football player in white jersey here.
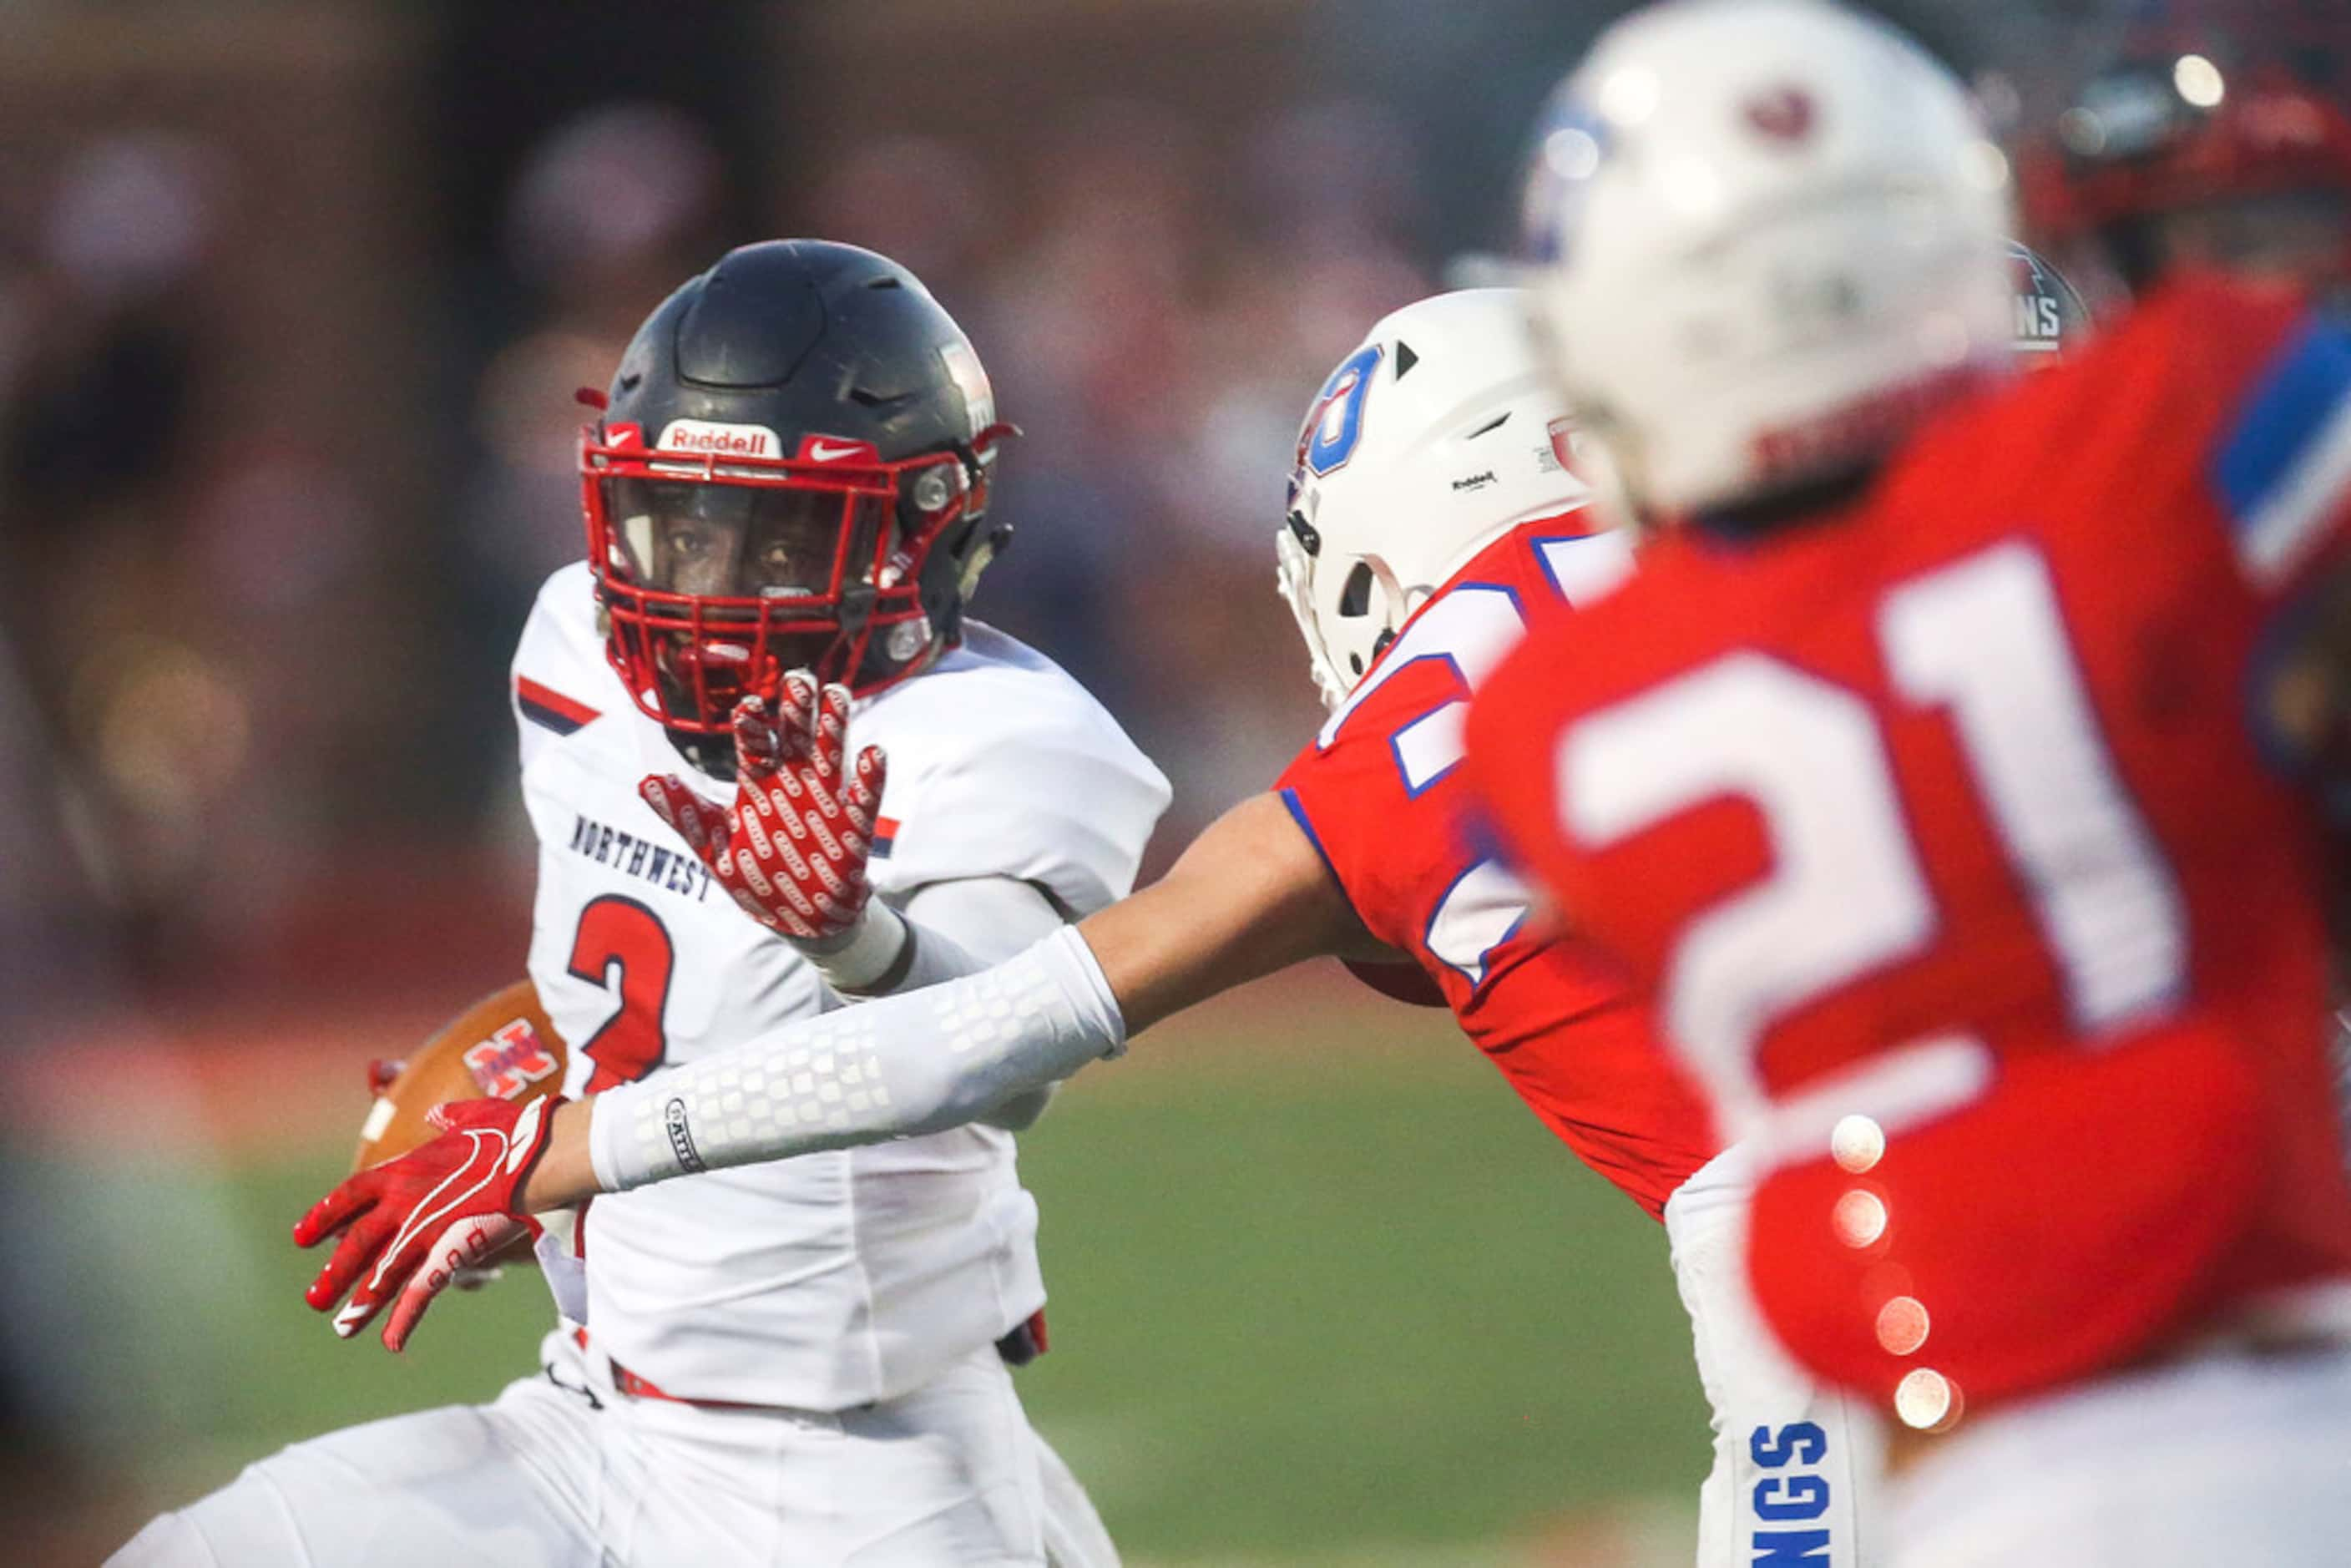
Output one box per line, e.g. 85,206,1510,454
114,240,1168,1567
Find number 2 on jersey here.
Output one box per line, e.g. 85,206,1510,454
1562,539,2186,1129
568,894,675,1094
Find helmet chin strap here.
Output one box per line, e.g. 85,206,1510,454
957,535,1000,601
884,616,930,664
1363,553,1423,639
1351,552,1432,690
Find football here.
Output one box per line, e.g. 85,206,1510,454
353,980,569,1173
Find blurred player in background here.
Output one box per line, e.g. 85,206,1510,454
119,240,1165,1566
2021,23,2351,1214
1458,2,2351,1564
2020,45,2351,305
317,286,1892,1566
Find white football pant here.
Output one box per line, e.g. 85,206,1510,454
112,1328,1118,1567
1890,1337,2351,1567
1666,1144,1887,1568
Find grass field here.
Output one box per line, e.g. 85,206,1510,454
70,985,1710,1565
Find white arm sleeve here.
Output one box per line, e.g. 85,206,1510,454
587,923,1126,1192
889,878,1067,1128
816,876,1066,997
815,877,1067,1128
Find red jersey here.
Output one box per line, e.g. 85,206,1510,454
1464,276,2351,1414
1275,519,1716,1220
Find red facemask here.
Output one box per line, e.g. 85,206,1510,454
578,418,1005,736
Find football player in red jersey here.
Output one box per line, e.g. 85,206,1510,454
312,287,1892,1566
1462,2,2351,1563
1266,294,1879,1560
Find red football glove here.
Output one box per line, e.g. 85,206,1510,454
377,1213,533,1352
295,1096,555,1347
640,670,887,943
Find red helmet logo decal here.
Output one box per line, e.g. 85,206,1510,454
1745,86,1817,144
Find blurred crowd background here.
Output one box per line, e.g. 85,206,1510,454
0,1,2343,1561
3,0,2345,1010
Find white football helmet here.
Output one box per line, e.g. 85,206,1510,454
1520,0,2015,524
1277,288,1589,711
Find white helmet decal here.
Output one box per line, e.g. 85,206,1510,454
1276,289,1592,711
1296,345,1383,478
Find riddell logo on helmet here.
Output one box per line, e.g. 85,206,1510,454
658,419,784,458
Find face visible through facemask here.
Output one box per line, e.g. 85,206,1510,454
607,477,876,604
599,475,897,771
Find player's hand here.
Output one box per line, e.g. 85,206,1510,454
295,1096,556,1348
640,670,887,945
377,1213,532,1352
357,1053,511,1311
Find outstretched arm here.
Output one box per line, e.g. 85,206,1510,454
1088,791,1383,1033
519,791,1374,1206
299,790,1375,1335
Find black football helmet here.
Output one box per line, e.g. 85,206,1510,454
579,240,1014,772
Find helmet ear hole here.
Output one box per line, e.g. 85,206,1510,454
1337,561,1377,618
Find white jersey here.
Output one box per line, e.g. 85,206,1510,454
511,563,1169,1409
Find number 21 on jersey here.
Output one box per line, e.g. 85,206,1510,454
1560,539,2186,1135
